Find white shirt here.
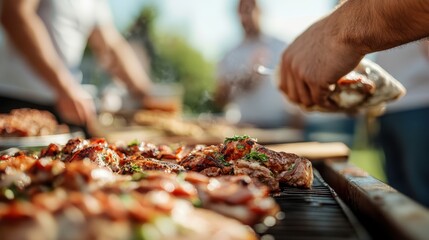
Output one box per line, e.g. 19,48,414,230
0,0,112,104
374,41,429,112
217,35,298,128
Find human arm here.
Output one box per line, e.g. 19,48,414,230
88,24,153,105
0,0,96,126
280,0,429,109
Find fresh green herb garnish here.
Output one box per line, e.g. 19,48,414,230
215,152,231,166
224,135,251,143
245,151,268,163
131,164,143,173
221,159,232,167
287,163,296,171
128,139,140,147
236,144,245,150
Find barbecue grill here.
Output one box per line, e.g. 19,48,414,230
1,142,428,240
260,159,429,240
261,169,369,240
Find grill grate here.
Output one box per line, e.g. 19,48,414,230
260,170,370,240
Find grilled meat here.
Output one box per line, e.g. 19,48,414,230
0,108,68,137
180,145,233,176
303,59,406,114
0,153,272,240
0,135,316,239
180,136,313,191
65,145,121,173
115,141,177,160
121,155,185,174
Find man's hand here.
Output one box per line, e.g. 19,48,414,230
279,0,429,110
142,96,182,114
55,87,97,127
279,17,364,109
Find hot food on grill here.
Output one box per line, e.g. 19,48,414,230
0,108,69,137
0,156,258,240
0,135,312,240
180,135,313,191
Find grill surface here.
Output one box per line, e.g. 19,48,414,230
260,170,370,240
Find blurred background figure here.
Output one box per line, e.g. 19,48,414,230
0,0,156,135
373,41,429,207
215,0,301,129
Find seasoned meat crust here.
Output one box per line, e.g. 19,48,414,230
180,136,313,191
0,146,278,240
0,135,313,240
0,108,68,137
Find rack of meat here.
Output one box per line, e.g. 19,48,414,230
0,135,313,240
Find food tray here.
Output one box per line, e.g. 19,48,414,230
0,129,84,150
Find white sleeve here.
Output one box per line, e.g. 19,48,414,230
217,51,244,84
95,0,113,26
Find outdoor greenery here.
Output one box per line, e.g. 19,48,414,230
127,6,219,114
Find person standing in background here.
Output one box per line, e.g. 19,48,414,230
374,42,429,206
215,0,301,129
0,0,161,135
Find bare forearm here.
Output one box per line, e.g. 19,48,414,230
333,0,429,54
110,39,151,98
89,26,151,99
0,1,78,96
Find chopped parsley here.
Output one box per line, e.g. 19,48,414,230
131,164,143,173
128,139,140,147
236,144,245,150
287,163,296,171
245,151,268,163
224,135,251,143
215,152,231,166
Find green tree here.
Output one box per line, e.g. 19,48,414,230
127,6,219,114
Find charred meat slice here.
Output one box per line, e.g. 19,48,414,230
178,136,313,191
65,145,121,173
61,138,89,155
253,145,313,189
116,141,176,160
121,155,185,174
39,144,61,158
233,159,279,191
180,145,233,176
174,144,205,161
194,175,278,225
0,108,65,137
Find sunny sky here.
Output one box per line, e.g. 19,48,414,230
108,0,336,61
0,1,336,61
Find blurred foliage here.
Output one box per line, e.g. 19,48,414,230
127,6,220,114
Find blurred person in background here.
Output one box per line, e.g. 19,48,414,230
0,0,159,135
215,0,301,129
373,41,429,206
279,0,429,206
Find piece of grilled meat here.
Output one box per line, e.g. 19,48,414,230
180,136,313,191
121,154,185,174
0,108,67,137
